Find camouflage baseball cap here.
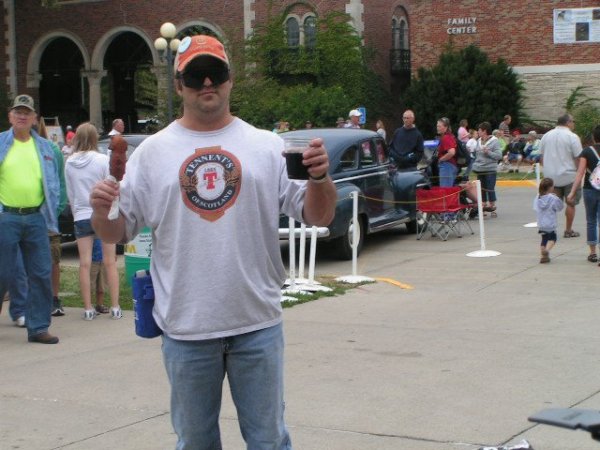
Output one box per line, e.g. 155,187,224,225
11,94,35,111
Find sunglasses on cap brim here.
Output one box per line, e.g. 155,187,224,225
177,65,230,89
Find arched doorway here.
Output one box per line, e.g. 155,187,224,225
38,37,85,129
102,32,152,133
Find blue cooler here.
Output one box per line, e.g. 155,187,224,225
132,270,162,338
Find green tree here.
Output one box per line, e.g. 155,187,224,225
563,85,600,139
402,44,524,137
231,10,392,129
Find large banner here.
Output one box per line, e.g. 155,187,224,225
554,7,600,44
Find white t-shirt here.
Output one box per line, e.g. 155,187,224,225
539,126,582,187
119,118,307,340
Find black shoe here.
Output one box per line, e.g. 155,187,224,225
51,297,65,317
28,332,59,344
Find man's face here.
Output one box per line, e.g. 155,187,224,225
115,120,125,133
350,115,360,125
177,57,232,118
402,111,415,128
567,117,575,130
9,107,36,133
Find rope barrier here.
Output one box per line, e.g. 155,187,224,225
339,169,537,206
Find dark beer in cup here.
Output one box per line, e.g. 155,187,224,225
283,139,311,180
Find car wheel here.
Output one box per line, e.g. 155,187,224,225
332,215,365,260
405,219,418,234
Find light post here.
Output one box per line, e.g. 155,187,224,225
154,22,180,123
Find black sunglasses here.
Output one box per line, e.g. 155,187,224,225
177,66,230,89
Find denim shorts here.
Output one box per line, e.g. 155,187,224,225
74,219,96,239
539,230,557,246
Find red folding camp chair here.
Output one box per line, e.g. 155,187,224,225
416,186,475,241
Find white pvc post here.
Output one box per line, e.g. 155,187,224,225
336,191,375,283
467,180,501,257
308,226,318,284
351,190,359,277
524,162,541,228
476,180,486,250
288,217,296,289
298,223,306,280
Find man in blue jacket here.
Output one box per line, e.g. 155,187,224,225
0,94,60,344
389,109,424,169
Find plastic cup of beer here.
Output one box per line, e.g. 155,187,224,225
283,138,311,180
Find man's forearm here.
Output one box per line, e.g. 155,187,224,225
303,177,337,226
91,212,127,244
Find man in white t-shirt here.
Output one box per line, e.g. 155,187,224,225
90,34,336,449
107,118,124,136
540,113,583,237
344,109,362,128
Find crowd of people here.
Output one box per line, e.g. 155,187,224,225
0,95,126,345
2,31,599,449
383,109,596,265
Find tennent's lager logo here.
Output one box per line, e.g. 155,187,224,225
179,147,242,222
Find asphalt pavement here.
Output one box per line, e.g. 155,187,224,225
1,184,599,450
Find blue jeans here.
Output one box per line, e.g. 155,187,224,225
583,188,600,246
1,250,28,321
438,161,458,187
476,172,497,203
0,212,52,336
162,323,292,450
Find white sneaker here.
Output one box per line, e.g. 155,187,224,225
14,316,25,328
83,309,97,321
110,307,123,320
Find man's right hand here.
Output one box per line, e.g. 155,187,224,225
90,178,119,219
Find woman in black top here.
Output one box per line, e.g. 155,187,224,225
568,126,600,264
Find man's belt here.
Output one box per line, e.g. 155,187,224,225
2,205,41,215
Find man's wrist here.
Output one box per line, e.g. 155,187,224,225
309,173,328,184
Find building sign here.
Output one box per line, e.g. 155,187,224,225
554,8,600,44
446,17,477,35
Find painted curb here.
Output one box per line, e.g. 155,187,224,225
496,180,537,187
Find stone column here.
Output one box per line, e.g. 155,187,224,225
82,70,106,131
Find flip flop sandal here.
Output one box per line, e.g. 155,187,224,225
95,304,109,314
490,211,497,218
588,254,598,263
563,230,580,238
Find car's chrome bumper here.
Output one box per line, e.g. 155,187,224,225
278,227,330,239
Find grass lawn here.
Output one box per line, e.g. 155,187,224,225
488,165,540,181
59,266,367,311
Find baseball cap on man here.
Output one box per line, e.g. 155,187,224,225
348,109,362,118
174,35,229,73
11,94,35,111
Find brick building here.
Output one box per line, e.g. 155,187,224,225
2,0,599,131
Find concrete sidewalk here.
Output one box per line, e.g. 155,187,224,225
1,186,599,449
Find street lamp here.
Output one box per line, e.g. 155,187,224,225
154,22,180,123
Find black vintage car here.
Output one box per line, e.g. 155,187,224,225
279,128,430,260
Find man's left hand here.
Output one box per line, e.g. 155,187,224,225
303,138,329,179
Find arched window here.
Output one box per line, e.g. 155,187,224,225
304,16,317,48
399,19,409,49
392,18,400,50
286,17,300,47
